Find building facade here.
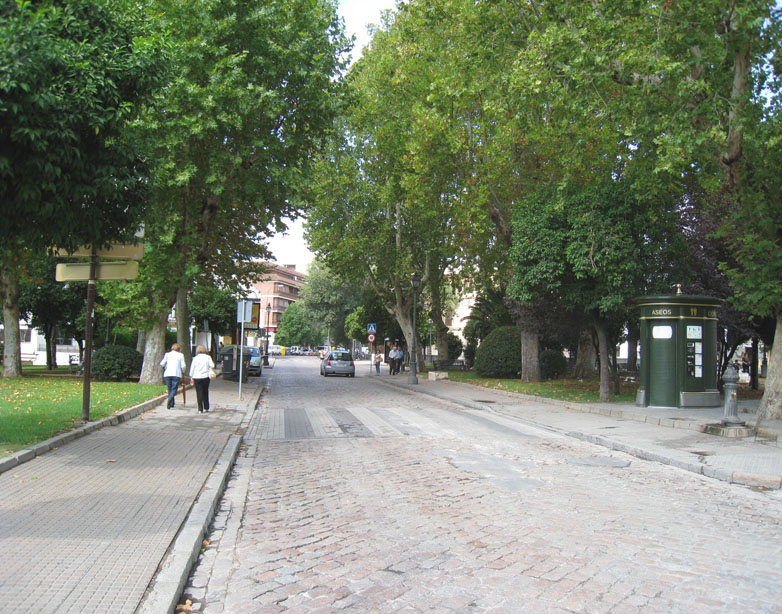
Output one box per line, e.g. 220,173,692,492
243,263,307,347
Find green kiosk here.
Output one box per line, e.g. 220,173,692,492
635,292,722,408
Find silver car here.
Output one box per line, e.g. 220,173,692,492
320,350,356,377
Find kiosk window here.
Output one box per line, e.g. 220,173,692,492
652,325,673,339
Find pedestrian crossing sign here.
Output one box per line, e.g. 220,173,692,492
367,323,377,334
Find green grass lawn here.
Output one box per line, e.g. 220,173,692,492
447,372,640,403
0,376,165,456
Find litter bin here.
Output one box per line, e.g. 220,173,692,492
219,346,248,382
634,293,722,408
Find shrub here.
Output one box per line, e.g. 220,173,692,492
446,332,464,360
474,326,520,378
539,348,568,380
92,345,143,381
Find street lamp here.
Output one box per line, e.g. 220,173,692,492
263,303,271,366
408,272,421,384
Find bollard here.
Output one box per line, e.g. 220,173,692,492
721,364,745,426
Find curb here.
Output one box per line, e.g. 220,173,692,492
379,378,782,490
0,393,168,476
137,383,265,614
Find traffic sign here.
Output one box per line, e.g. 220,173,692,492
55,261,139,281
367,323,377,334
368,333,376,343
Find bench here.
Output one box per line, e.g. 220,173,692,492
432,359,468,371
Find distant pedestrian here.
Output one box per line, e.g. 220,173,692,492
189,345,215,413
160,343,186,409
388,346,398,375
394,345,404,375
374,351,382,375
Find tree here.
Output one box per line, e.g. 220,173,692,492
0,0,168,376
130,0,349,383
18,254,85,369
300,261,361,348
510,181,686,401
275,301,321,348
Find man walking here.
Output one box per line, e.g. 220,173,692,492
160,343,186,409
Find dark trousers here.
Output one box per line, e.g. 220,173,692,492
193,377,211,412
164,376,181,408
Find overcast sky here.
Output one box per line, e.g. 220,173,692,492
266,0,398,273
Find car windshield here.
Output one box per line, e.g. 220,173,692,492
330,351,351,361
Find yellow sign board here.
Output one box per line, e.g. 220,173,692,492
56,243,145,260
55,261,139,282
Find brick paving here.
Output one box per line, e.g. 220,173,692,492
183,359,782,613
0,379,261,614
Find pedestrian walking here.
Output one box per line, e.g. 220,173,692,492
160,343,186,409
189,345,215,413
374,350,382,375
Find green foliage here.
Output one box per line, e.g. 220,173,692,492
0,0,168,251
300,261,360,347
91,345,143,381
473,326,520,379
539,349,568,381
275,301,321,348
188,285,238,336
446,332,463,360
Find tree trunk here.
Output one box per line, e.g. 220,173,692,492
626,331,638,373
758,312,782,419
175,286,192,367
750,336,759,391
45,324,56,370
595,321,611,402
136,328,147,354
573,327,597,378
1,267,22,377
520,329,540,382
139,312,168,384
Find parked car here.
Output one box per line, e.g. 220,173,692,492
268,344,282,356
320,349,355,377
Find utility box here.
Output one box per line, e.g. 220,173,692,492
635,294,722,408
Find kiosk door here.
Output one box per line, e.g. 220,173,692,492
648,324,677,407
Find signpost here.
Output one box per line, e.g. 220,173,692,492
56,243,143,421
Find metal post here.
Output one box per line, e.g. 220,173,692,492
263,303,270,366
408,273,420,384
81,246,98,422
721,364,745,425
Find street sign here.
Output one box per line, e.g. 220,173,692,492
236,300,254,323
55,261,139,281
368,333,376,343
367,323,377,334
56,243,145,260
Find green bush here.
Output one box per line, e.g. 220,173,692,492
446,332,464,360
539,348,568,380
474,326,520,378
92,345,143,381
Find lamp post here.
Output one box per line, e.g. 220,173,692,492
408,272,421,384
263,303,271,366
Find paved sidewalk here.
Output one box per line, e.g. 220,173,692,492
0,375,264,614
379,374,782,490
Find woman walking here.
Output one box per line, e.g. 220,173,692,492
189,345,215,413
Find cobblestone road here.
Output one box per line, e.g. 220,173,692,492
182,359,782,613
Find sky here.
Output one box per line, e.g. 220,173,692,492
265,0,397,274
